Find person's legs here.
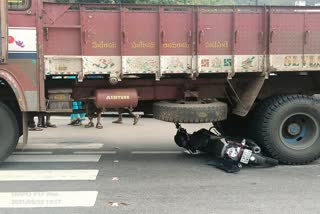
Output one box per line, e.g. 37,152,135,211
79,113,86,121
28,115,36,128
128,108,140,125
29,114,42,131
96,109,103,129
85,102,96,128
78,101,86,122
69,101,81,125
85,116,94,128
46,114,57,128
69,113,78,125
112,109,123,124
73,113,82,126
28,114,43,131
37,114,47,128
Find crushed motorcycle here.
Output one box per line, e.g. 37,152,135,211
174,123,279,173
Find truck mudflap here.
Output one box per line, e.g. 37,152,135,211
174,124,279,173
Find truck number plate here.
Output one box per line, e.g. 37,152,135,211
240,149,252,164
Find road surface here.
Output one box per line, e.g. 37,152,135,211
0,116,319,214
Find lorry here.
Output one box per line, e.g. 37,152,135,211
1,0,320,165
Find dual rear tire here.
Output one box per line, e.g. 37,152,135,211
250,95,320,165
219,95,320,165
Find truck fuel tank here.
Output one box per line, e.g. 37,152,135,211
95,89,139,109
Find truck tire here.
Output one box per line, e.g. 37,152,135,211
250,95,320,165
0,102,19,162
153,101,228,123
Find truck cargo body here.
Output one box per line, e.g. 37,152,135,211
42,4,320,76
1,0,320,164
3,1,320,111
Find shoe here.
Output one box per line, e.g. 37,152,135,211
85,122,94,128
68,120,77,126
46,122,57,128
96,123,103,129
72,120,82,126
37,123,47,128
112,119,123,124
28,122,36,129
29,127,43,131
133,115,140,125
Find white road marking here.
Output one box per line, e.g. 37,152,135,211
279,165,320,169
131,151,183,154
108,202,129,207
0,170,99,181
0,191,98,208
16,143,104,150
12,151,53,155
5,155,101,163
73,151,116,155
110,202,119,207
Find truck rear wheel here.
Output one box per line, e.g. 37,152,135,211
153,101,228,123
0,102,19,162
250,95,320,165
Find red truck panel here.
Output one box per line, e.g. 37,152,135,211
270,13,304,55
160,8,193,56
234,12,265,55
198,11,233,56
124,10,158,56
305,13,320,55
83,9,120,56
268,8,320,71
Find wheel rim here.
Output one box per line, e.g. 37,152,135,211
280,113,319,150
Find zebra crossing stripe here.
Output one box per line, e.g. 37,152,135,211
73,151,116,154
131,151,183,154
5,155,101,163
0,191,98,208
13,152,53,155
0,170,99,181
16,143,104,150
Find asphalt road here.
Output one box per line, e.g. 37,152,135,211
0,116,319,214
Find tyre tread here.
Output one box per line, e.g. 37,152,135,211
251,95,320,165
153,101,228,123
0,102,19,162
